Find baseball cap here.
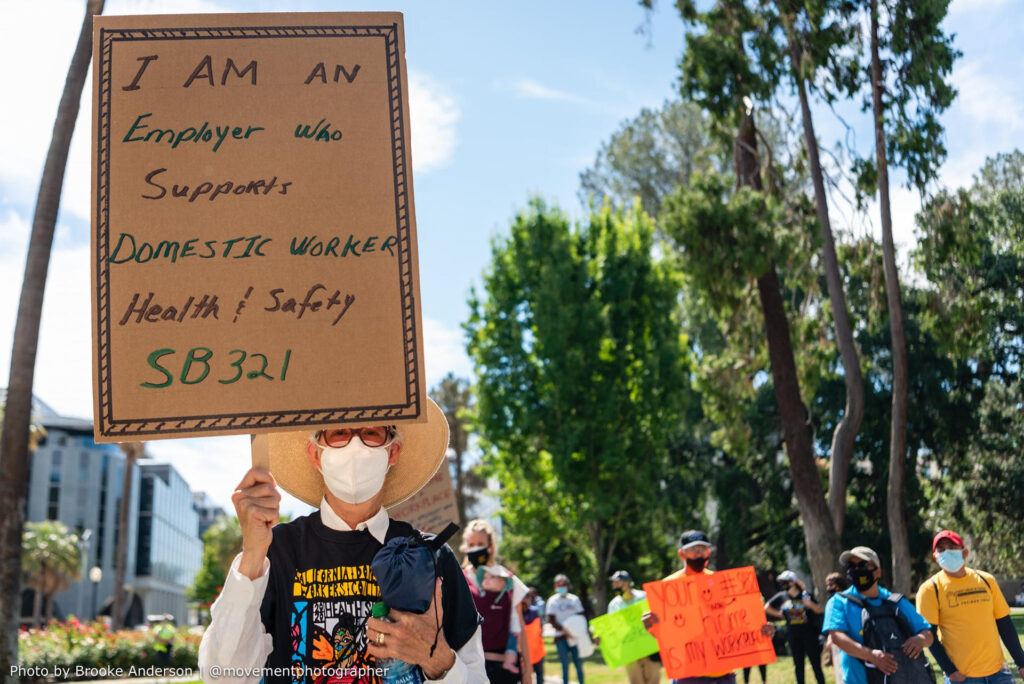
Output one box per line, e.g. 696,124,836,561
839,546,881,568
609,570,632,583
678,530,712,550
932,530,964,551
777,570,799,583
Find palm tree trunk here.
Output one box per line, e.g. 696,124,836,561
112,442,142,629
0,1,103,678
792,46,865,539
736,112,841,596
31,587,42,631
870,0,911,595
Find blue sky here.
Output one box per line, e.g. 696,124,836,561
1,0,1020,516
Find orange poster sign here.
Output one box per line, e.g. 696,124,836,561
642,567,776,678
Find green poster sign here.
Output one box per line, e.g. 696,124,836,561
589,598,660,668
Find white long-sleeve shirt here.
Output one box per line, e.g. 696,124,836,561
198,501,486,683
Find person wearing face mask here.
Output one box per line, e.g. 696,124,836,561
915,530,1024,684
520,590,546,684
198,400,488,684
822,546,933,684
606,570,661,684
546,575,586,684
766,570,825,684
641,530,775,684
459,519,533,684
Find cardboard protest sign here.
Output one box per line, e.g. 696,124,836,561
589,598,660,668
386,460,459,534
643,567,776,678
91,12,425,442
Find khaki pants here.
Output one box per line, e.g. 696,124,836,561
626,657,662,684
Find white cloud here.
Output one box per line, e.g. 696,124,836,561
422,316,473,386
949,0,1010,14
506,77,585,103
0,0,233,223
0,209,94,420
408,71,460,173
951,61,1024,132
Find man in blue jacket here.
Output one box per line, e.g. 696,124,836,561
822,546,933,684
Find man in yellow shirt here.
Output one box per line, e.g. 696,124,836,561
916,530,1024,684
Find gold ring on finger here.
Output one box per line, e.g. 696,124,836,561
376,632,385,646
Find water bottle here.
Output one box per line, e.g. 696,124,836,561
371,602,423,684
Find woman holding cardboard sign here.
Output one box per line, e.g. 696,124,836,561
198,401,488,684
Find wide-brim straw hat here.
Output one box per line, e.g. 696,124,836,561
250,398,449,508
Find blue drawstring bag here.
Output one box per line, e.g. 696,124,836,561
371,522,459,614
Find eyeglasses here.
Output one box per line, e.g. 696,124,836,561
315,426,395,448
846,559,873,571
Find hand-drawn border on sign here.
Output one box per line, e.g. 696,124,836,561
94,24,421,438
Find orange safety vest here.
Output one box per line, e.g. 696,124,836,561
523,616,546,665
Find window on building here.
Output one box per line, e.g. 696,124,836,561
47,452,62,520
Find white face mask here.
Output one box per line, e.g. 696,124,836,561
317,440,391,504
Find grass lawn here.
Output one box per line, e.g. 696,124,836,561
537,641,831,684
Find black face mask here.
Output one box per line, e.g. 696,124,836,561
846,566,876,590
466,546,490,568
685,557,709,572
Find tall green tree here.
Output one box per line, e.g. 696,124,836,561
579,100,723,217
21,521,82,628
579,97,834,575
855,0,959,594
762,0,865,537
0,2,103,676
659,0,842,592
189,517,243,609
429,374,486,527
466,201,692,611
912,153,1024,574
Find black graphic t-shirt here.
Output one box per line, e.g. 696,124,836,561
259,513,480,684
768,590,819,633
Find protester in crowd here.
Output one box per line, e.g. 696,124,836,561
547,574,586,684
461,519,533,684
822,546,932,684
642,530,774,684
520,591,546,684
822,572,850,683
198,406,487,684
916,530,1024,684
152,613,176,668
766,570,825,684
606,570,661,684
525,587,545,622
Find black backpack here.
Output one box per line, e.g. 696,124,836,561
844,592,936,684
